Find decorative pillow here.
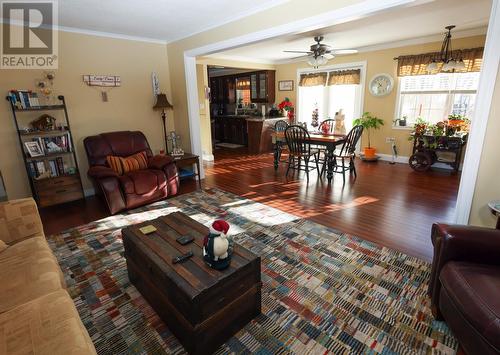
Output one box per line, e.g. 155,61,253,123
0,240,8,253
106,151,148,176
106,155,124,175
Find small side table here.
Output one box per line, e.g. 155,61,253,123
169,153,202,189
487,200,500,229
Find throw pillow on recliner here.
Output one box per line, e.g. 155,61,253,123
106,151,148,175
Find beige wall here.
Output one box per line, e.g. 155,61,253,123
469,67,500,227
167,0,365,153
274,35,486,157
0,30,172,199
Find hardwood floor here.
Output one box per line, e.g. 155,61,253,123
40,148,460,262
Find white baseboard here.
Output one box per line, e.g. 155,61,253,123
377,153,409,164
376,153,459,171
202,154,214,162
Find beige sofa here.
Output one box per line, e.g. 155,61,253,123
0,198,97,355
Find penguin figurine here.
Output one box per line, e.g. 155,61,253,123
203,220,231,270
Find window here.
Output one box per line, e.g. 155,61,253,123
396,72,480,125
298,80,361,132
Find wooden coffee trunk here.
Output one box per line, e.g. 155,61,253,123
122,212,261,355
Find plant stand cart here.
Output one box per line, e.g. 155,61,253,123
409,133,467,173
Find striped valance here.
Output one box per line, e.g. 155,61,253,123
327,69,361,85
298,72,328,87
396,47,483,76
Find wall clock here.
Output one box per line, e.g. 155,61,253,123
369,73,394,97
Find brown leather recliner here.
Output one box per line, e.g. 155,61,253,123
429,223,500,355
84,131,179,214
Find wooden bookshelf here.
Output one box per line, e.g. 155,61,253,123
6,94,84,207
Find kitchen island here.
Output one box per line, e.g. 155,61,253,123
246,117,284,154
213,115,285,154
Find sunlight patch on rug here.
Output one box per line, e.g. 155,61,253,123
47,188,457,355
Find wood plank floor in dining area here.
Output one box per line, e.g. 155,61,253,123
39,147,460,262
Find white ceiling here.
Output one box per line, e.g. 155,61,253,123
54,0,289,43
208,0,491,63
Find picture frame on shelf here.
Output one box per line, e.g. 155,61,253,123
278,80,294,91
24,141,44,157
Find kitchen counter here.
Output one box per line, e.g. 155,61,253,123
246,117,284,154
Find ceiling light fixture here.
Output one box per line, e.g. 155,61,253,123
427,25,464,73
307,54,329,68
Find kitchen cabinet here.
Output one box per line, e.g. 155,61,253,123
210,76,236,104
250,70,275,103
210,70,275,104
214,116,248,146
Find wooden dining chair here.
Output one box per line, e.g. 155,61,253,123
318,119,336,134
284,125,321,182
321,125,364,184
274,120,289,164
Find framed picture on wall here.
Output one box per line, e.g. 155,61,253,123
278,80,294,91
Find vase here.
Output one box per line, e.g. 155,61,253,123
287,110,294,123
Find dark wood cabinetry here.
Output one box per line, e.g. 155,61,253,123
214,116,248,146
250,71,275,103
210,70,275,104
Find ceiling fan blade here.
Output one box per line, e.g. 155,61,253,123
330,49,358,55
284,50,312,54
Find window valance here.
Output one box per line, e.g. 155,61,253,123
298,72,328,87
396,47,483,76
327,69,361,85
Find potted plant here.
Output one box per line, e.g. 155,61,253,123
353,112,384,158
393,115,407,127
278,97,294,123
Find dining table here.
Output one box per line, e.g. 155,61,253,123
271,131,346,184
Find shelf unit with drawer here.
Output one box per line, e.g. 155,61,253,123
6,95,84,207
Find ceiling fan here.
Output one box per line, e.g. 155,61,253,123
284,36,358,68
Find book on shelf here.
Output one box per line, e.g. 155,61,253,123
27,158,69,178
48,160,58,177
8,90,41,109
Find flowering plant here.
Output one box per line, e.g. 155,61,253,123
278,97,294,112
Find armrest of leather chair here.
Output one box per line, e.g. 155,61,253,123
148,155,174,170
429,223,500,314
88,165,118,179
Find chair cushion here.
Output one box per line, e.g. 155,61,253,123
0,237,66,313
119,169,167,195
440,261,500,348
0,289,97,355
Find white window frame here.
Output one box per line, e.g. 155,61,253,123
393,73,479,130
296,61,367,135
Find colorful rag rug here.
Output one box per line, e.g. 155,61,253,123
47,188,457,354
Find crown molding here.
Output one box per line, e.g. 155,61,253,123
0,18,168,44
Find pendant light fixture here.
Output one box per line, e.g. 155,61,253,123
427,25,465,73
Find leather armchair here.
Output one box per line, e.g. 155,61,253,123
84,131,179,214
429,223,500,355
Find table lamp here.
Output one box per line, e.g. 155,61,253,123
153,93,173,153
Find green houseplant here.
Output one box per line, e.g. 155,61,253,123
353,112,384,158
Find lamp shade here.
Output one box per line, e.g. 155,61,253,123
153,93,173,109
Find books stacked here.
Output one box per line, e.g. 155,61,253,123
8,90,40,109
27,157,66,178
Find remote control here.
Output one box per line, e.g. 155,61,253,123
176,235,194,245
172,251,193,264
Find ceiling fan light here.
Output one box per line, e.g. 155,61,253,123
317,55,328,65
307,56,317,67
